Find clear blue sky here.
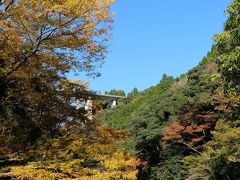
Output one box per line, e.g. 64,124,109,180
78,0,232,93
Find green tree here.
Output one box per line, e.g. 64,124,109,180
105,89,126,96
127,87,140,99
214,0,240,94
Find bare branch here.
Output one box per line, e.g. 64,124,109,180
18,19,34,46
0,0,15,19
180,138,201,154
0,8,97,78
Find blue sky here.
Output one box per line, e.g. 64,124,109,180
78,0,232,93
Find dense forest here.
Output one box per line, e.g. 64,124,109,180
0,0,240,179
97,0,240,179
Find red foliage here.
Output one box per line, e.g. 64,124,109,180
163,122,209,153
163,123,185,141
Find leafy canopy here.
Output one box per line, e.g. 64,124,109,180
0,0,114,147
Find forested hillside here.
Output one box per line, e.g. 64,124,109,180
97,1,240,179
0,0,240,179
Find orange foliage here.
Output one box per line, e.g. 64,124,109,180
163,122,211,153
162,123,184,141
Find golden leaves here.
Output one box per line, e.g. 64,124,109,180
5,125,137,180
0,0,115,78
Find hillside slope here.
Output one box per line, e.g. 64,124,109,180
96,45,240,179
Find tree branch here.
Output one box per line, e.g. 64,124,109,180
0,8,93,78
180,138,201,154
0,0,15,19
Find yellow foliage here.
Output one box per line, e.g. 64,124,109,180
1,124,137,179
10,166,57,180
0,0,115,79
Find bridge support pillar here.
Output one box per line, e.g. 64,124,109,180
110,100,117,109
85,99,93,120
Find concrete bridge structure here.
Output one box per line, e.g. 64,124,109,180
77,94,125,120
96,94,125,108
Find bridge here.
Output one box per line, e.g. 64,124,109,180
76,93,125,120
96,94,125,108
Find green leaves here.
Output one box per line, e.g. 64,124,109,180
214,0,240,94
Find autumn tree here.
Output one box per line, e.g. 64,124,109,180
0,0,114,148
182,2,240,179
183,121,240,180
